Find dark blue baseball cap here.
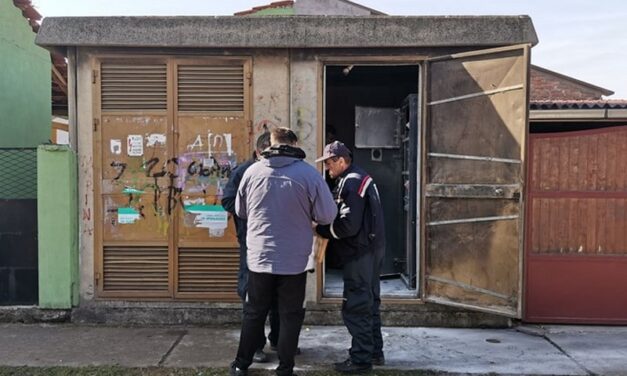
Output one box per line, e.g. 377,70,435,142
315,141,352,163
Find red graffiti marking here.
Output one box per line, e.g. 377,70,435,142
82,208,91,221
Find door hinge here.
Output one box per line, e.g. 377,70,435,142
92,70,99,84
93,118,100,132
95,272,101,287
246,71,252,86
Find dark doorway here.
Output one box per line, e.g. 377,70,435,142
323,64,419,297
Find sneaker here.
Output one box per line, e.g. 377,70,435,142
372,353,385,366
253,349,268,363
229,361,248,376
333,358,372,374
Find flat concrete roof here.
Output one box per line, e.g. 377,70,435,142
36,16,538,49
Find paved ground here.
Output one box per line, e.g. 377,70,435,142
1,324,626,375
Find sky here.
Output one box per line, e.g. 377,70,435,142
31,0,627,98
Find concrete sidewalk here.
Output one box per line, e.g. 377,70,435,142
0,323,626,375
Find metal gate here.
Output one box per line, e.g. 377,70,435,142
525,126,627,323
0,148,38,305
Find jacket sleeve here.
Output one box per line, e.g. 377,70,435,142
311,175,338,225
316,177,365,240
221,163,246,215
235,172,249,220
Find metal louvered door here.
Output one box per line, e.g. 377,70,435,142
96,60,172,298
174,60,251,300
423,45,530,317
94,58,251,300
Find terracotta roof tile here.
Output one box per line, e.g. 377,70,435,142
530,100,627,110
12,0,41,33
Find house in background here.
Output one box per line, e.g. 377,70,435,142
0,0,51,305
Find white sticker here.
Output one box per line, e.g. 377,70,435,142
146,133,166,147
127,135,143,156
118,208,141,224
110,139,122,155
185,205,229,237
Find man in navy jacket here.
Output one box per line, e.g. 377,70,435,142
315,141,386,374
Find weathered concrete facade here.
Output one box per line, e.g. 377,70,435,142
36,16,537,326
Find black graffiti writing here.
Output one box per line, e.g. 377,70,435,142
143,157,179,179
167,175,182,216
185,157,233,179
110,161,127,180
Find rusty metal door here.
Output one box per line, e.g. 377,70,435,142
94,57,251,301
423,45,530,317
526,126,627,324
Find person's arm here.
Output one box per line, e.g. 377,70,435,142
235,172,249,220
221,168,242,215
311,177,338,225
316,177,365,239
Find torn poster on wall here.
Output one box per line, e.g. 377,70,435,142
184,203,228,237
146,133,166,147
127,135,143,156
118,207,141,224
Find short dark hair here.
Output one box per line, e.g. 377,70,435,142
256,132,271,150
271,127,298,146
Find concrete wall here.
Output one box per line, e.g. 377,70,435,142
0,0,51,147
76,49,96,302
290,51,319,164
37,145,78,308
252,51,291,135
294,0,374,15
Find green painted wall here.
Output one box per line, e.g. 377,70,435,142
37,145,78,308
0,0,51,147
250,6,294,16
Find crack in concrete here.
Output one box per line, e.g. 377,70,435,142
542,334,597,376
158,330,187,367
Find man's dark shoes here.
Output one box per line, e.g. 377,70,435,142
229,361,248,376
372,353,385,366
333,358,372,374
253,349,268,363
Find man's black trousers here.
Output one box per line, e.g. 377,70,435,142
235,271,307,375
342,248,384,365
237,242,280,350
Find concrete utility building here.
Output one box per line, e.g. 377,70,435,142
35,13,539,326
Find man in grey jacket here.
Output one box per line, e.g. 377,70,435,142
230,127,337,376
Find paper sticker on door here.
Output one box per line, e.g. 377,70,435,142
118,207,141,224
146,133,166,147
184,204,228,237
110,139,122,155
127,135,144,156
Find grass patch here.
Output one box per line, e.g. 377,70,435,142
0,367,441,376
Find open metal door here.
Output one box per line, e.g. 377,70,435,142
423,45,530,317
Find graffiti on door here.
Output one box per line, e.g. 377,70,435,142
104,126,241,238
